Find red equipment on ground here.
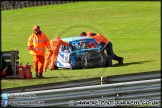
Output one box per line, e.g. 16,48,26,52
18,63,25,78
2,66,8,77
25,62,32,79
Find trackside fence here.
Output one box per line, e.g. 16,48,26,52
8,78,161,107
1,1,85,11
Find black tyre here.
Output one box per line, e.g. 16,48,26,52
105,55,112,67
98,56,105,68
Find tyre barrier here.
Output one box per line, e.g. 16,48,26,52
1,0,87,11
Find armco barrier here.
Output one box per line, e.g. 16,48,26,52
8,78,161,107
1,50,19,76
2,70,160,93
105,70,161,84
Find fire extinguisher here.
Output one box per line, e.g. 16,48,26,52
18,63,25,78
2,66,8,77
25,62,32,79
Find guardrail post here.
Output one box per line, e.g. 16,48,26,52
11,50,19,76
101,76,108,98
15,50,19,76
11,51,15,76
100,76,108,85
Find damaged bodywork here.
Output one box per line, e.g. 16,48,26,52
56,36,112,69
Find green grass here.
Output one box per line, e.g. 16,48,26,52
1,1,160,89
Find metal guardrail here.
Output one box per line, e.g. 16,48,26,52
2,77,101,93
8,78,161,107
106,70,161,83
2,70,160,94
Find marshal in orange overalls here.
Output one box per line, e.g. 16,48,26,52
28,25,51,78
90,33,123,64
44,36,69,71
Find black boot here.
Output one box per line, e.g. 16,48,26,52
118,57,124,64
36,72,39,78
39,73,43,78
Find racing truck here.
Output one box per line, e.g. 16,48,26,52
55,36,112,69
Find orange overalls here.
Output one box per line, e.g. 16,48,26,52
90,34,109,50
28,31,51,74
44,36,69,70
89,33,109,56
